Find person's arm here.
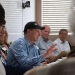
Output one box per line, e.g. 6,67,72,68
0,51,6,59
42,44,58,59
35,40,58,62
10,40,43,66
52,42,60,56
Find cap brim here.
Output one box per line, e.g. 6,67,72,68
35,26,45,30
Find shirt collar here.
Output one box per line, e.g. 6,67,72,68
40,36,49,42
24,36,34,47
58,38,66,44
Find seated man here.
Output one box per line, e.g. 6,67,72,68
35,25,53,55
53,29,71,56
35,25,57,62
6,21,57,67
35,25,68,63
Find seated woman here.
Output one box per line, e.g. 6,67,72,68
0,27,9,64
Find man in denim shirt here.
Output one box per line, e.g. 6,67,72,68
6,21,57,67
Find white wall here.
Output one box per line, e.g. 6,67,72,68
22,0,35,30
0,0,35,42
15,0,35,42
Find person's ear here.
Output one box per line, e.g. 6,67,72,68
27,29,32,34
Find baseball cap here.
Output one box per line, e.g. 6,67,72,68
24,21,45,33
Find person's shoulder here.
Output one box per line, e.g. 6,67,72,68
48,39,53,42
48,40,53,45
38,36,42,41
53,38,58,43
17,37,25,42
13,37,26,45
65,40,69,44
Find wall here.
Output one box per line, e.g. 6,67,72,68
1,0,75,46
35,0,41,25
35,0,75,46
22,0,35,30
9,0,35,42
0,0,35,42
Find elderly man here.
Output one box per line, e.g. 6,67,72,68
35,25,57,62
35,25,53,55
6,22,57,67
53,29,71,56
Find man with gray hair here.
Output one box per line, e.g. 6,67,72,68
53,29,71,56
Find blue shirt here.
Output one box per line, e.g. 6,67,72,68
6,36,44,67
35,36,58,56
35,36,53,54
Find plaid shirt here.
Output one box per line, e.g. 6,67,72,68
6,36,43,67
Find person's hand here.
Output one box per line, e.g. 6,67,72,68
49,54,55,60
42,44,58,58
47,44,58,54
41,61,47,66
46,55,56,63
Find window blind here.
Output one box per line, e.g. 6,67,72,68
42,0,72,35
0,0,22,41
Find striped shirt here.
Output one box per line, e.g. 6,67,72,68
35,36,53,54
6,36,44,67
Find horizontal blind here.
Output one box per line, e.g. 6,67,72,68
42,0,72,35
0,0,22,41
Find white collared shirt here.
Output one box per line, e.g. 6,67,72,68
53,38,70,56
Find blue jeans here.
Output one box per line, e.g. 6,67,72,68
4,64,33,75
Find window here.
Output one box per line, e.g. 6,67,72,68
41,0,72,35
0,0,22,42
